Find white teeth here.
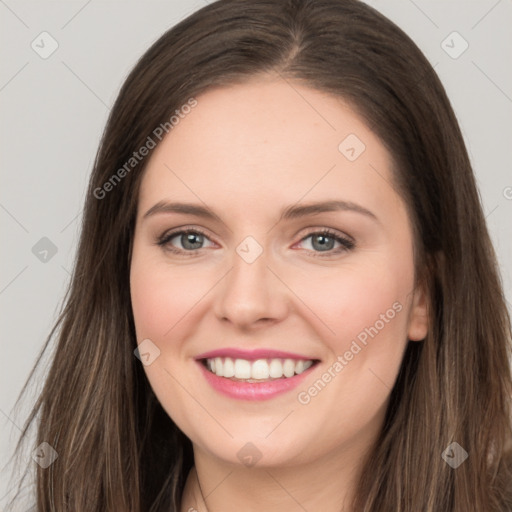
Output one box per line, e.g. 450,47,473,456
234,359,251,379
295,361,309,374
214,357,223,377
251,359,269,380
269,359,283,378
283,359,295,378
223,357,235,378
205,357,315,380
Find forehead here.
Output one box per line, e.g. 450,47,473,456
138,77,400,219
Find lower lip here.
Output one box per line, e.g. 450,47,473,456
197,361,316,401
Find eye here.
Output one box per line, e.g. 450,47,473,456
156,228,215,255
296,229,355,256
155,227,355,257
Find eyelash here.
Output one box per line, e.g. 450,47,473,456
155,227,355,258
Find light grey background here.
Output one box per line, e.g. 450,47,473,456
1,0,511,507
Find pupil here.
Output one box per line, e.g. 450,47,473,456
182,233,203,250
179,233,335,251
312,234,334,251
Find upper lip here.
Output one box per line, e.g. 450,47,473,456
195,348,319,361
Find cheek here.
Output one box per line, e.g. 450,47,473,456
291,258,413,419
287,258,413,425
280,269,410,465
129,250,206,425
288,260,412,352
130,252,206,342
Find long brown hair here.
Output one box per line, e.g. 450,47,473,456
7,0,512,510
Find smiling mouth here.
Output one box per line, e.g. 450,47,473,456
201,357,319,382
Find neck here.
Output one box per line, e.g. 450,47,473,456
180,440,372,512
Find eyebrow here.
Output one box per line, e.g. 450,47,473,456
142,199,379,224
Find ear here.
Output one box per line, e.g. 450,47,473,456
407,283,429,342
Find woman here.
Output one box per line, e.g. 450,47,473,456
8,0,512,510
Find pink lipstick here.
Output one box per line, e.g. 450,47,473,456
195,348,319,401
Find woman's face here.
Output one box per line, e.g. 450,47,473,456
130,76,428,469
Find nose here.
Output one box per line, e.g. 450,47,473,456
213,245,289,330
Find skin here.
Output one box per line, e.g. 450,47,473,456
130,74,429,512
